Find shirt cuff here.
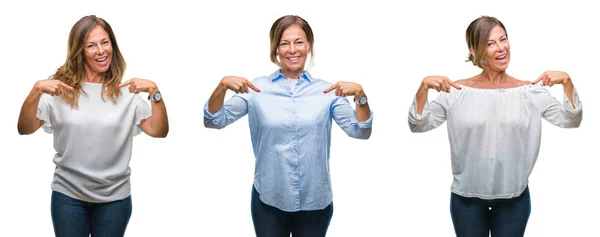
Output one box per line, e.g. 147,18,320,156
408,97,429,123
563,87,582,113
354,110,373,128
204,101,224,124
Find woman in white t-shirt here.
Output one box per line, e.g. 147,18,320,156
17,15,169,237
408,16,582,237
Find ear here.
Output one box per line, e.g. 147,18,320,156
469,47,474,57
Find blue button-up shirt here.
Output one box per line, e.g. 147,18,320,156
204,70,373,212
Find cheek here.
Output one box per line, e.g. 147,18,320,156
84,51,94,63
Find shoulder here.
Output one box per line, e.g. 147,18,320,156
514,78,531,86
249,75,271,87
453,76,478,87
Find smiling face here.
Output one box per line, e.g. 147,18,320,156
83,25,112,79
482,25,511,72
277,24,309,79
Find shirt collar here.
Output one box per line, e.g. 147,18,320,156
269,69,313,83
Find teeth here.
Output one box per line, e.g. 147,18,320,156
96,57,107,62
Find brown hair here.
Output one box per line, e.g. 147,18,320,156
465,16,507,68
50,15,126,108
269,15,314,67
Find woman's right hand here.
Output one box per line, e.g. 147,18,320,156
420,76,461,93
34,80,74,96
219,76,260,94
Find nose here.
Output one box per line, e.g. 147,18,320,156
497,42,505,51
290,44,297,54
97,44,105,55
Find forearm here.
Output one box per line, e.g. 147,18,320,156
415,84,428,115
149,99,169,137
562,78,576,109
17,87,44,135
208,84,227,114
355,103,370,122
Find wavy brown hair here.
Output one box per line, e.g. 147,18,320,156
269,15,315,68
50,15,126,108
465,16,507,68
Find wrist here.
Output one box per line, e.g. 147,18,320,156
32,82,44,96
353,89,365,99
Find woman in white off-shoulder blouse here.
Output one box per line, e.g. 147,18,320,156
408,16,582,237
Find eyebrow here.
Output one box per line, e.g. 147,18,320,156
87,38,110,44
488,35,507,41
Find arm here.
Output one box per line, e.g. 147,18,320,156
408,76,461,133
139,95,169,138
204,76,260,129
118,78,169,137
17,80,73,135
532,71,582,128
323,81,370,122
331,97,373,139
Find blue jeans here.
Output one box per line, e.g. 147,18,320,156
450,187,531,237
251,186,333,237
51,191,132,237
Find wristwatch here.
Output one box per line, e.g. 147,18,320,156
355,94,368,105
148,91,162,102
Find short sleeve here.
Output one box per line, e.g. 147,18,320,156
36,94,53,134
133,97,152,136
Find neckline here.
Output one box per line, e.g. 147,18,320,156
457,84,533,93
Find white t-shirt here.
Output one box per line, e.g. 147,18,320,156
408,84,582,199
37,82,151,203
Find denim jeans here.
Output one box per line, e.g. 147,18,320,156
450,186,531,237
51,191,132,237
251,186,333,237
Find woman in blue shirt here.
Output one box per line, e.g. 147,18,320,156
204,15,373,237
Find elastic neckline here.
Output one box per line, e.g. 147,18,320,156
457,84,533,93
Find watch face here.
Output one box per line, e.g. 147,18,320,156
359,96,367,105
153,92,161,101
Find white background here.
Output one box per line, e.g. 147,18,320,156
1,0,598,236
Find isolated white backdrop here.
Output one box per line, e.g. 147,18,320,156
1,0,598,236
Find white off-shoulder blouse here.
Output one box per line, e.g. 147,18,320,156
408,84,582,199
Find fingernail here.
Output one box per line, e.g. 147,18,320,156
458,87,462,90
257,89,261,92
323,90,327,93
116,85,121,88
531,82,535,85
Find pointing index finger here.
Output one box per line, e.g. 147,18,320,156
447,80,462,90
323,82,339,93
59,81,75,91
117,79,132,88
532,73,545,85
246,81,261,92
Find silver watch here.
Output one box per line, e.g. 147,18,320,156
355,94,368,105
149,91,162,102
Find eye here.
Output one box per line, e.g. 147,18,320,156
488,42,494,47
500,37,507,42
102,40,110,46
280,42,289,46
87,44,96,49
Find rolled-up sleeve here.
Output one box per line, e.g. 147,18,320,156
204,95,249,129
530,86,582,128
331,97,373,139
408,92,450,133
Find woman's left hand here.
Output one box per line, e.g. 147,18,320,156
117,78,158,94
533,71,572,87
324,81,364,97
